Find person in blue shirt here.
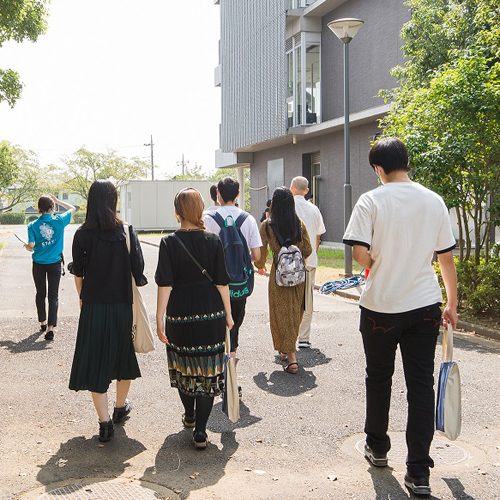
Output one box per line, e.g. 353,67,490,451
25,194,76,340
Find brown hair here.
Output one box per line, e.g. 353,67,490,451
174,188,206,229
38,195,54,214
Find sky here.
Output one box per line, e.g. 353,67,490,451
0,0,221,179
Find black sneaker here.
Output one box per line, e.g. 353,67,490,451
404,474,431,496
40,324,47,332
192,430,208,449
238,385,242,398
112,399,131,423
364,444,388,467
44,331,54,341
98,420,115,442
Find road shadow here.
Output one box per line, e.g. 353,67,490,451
367,465,440,500
253,367,317,397
272,348,332,369
0,330,51,353
442,477,475,499
141,429,238,498
439,333,500,356
36,426,146,488
207,400,261,432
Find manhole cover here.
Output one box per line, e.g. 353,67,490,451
355,434,468,465
21,478,178,500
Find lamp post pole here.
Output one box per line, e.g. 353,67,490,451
343,41,352,276
327,18,364,278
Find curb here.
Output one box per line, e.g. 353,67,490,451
141,239,500,342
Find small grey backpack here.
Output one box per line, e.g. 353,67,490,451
269,223,306,287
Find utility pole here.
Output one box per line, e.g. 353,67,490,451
144,135,154,180
177,154,189,176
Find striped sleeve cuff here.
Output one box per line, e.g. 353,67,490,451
343,239,370,250
436,244,456,255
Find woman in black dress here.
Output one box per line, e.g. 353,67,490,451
156,188,233,449
69,180,147,442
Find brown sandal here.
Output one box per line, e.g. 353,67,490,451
278,351,288,361
284,362,299,374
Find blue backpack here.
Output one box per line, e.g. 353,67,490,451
209,211,254,301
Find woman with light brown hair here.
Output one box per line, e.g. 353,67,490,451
155,188,233,449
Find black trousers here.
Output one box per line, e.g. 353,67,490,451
32,261,62,327
229,297,246,352
359,303,442,478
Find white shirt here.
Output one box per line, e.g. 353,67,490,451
202,205,219,218
343,182,456,314
204,205,262,249
293,195,326,268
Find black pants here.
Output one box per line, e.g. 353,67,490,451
32,261,62,327
178,390,214,434
359,303,442,478
229,298,246,353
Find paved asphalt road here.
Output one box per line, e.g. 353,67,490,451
0,225,499,499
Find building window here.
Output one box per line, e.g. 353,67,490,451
286,32,321,129
62,193,69,200
267,159,284,198
287,0,314,8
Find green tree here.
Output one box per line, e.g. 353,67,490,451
0,143,47,212
61,148,150,200
0,1,50,107
381,0,500,264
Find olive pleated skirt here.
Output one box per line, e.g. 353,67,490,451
69,303,141,394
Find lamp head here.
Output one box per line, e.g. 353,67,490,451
327,18,364,44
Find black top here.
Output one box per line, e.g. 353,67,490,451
155,230,229,288
71,224,147,304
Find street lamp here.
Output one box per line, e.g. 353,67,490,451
328,18,364,277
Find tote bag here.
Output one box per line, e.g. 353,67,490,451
124,224,155,354
222,328,240,423
436,323,461,440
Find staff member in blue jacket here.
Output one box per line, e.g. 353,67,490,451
25,194,76,340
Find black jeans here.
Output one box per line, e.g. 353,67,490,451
359,303,442,478
32,261,62,327
229,298,246,352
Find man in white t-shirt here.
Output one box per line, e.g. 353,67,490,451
290,176,326,348
343,137,457,496
204,177,262,366
203,184,220,218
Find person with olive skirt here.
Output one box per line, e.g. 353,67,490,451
69,180,147,442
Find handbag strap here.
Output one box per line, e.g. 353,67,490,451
123,223,131,253
172,233,214,283
442,323,454,362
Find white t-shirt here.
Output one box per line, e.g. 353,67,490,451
202,205,219,218
204,205,262,249
293,195,326,268
343,182,456,314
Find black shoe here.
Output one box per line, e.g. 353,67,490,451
404,474,431,496
112,399,131,423
193,430,208,449
44,331,54,341
364,444,388,467
238,385,242,398
98,420,115,442
40,324,47,332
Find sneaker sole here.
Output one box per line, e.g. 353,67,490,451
404,479,431,496
193,439,207,449
365,451,388,467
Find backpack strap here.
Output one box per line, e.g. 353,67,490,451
209,212,225,229
172,233,214,283
235,212,249,228
269,222,285,247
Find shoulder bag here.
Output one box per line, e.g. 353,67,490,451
436,323,461,440
124,224,155,354
173,233,240,423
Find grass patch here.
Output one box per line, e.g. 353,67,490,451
0,242,3,252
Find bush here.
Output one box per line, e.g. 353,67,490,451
72,211,86,224
0,212,26,224
434,257,500,315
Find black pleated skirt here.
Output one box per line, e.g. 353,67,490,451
69,303,141,393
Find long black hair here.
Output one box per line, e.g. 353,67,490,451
83,180,122,231
269,186,301,245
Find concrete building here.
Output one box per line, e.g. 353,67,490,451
214,0,410,244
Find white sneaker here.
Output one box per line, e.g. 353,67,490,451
298,341,311,349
